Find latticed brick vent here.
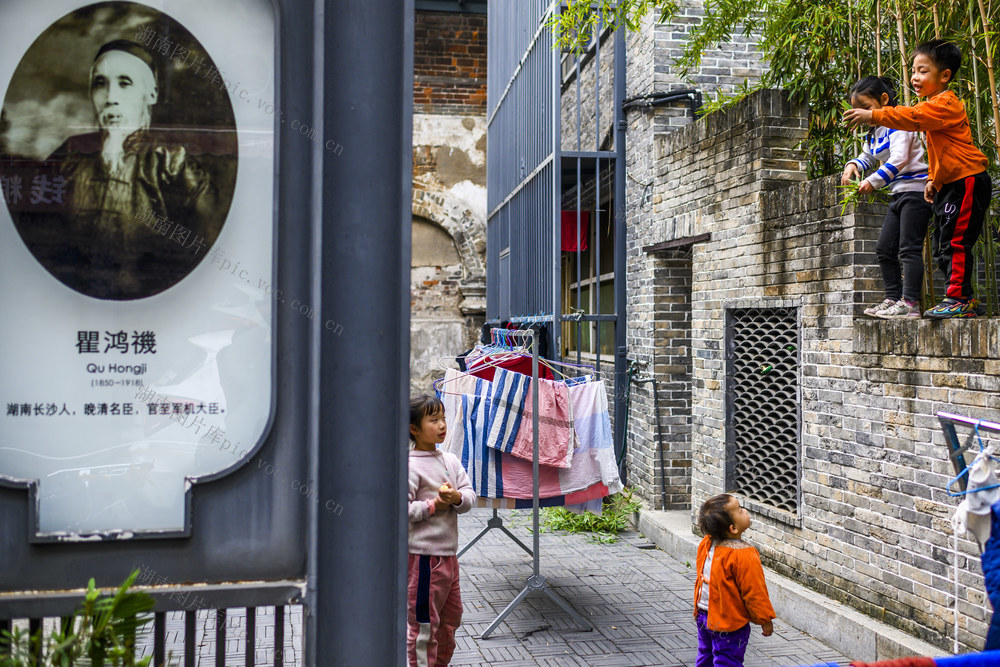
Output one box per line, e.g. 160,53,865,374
726,307,799,513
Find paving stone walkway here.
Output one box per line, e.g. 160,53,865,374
450,508,850,667
125,507,849,665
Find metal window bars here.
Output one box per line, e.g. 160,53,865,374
725,308,800,513
486,0,628,477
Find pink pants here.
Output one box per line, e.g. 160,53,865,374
407,554,462,667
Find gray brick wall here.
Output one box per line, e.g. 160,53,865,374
628,86,1000,651
607,5,769,510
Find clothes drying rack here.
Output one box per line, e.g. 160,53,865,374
458,326,592,639
938,411,1000,491
938,411,1000,654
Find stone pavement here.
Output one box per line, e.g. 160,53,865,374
450,508,850,667
126,507,849,665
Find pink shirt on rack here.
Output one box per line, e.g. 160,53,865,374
408,449,476,555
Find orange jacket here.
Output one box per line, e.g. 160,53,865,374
693,535,776,632
871,90,988,190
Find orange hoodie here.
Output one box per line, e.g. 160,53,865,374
871,90,987,190
693,535,776,632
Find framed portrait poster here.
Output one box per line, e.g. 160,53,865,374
0,0,276,539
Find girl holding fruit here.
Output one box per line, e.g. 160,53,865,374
407,395,475,667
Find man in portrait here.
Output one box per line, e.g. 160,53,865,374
3,39,220,300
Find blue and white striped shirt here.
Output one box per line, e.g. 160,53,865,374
848,125,928,195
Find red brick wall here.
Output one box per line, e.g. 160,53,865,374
414,11,487,114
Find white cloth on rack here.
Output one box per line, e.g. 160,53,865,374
437,366,621,501
561,379,622,496
440,368,478,456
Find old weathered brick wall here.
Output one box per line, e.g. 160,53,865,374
631,86,1000,650
650,0,765,133
806,320,1000,650
625,89,806,510
414,11,487,115
410,10,488,395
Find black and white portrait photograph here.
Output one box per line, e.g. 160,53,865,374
0,1,238,300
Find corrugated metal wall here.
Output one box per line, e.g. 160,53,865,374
486,0,554,321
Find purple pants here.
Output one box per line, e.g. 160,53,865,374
696,610,751,667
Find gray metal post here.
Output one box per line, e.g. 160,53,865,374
532,333,540,577
312,0,413,664
613,21,628,481
552,2,562,356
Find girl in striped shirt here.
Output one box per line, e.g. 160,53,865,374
842,76,932,319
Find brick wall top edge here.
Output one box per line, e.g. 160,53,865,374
854,318,1000,357
656,88,806,157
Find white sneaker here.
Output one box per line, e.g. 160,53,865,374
864,298,896,317
876,299,921,319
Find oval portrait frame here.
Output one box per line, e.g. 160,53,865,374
0,0,238,301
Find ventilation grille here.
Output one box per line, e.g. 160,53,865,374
727,308,799,513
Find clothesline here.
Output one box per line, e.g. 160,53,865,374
437,364,621,510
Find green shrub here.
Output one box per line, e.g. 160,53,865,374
0,570,154,667
541,487,641,544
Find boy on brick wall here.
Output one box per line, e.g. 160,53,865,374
845,39,992,319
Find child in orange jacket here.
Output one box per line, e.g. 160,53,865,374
845,39,992,319
694,494,776,667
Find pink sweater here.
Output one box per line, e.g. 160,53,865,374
408,449,476,555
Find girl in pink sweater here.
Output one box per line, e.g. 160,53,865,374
407,395,475,667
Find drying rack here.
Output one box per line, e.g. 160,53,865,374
938,411,1000,655
938,411,1000,492
459,326,592,639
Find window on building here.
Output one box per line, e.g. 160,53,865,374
561,202,614,358
725,307,800,514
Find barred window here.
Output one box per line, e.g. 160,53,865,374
725,307,800,513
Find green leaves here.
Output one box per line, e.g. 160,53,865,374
550,0,677,53
541,488,641,544
837,179,892,215
0,571,155,667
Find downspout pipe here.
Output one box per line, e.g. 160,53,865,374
631,369,666,511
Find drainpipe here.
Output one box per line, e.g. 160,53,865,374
630,362,667,511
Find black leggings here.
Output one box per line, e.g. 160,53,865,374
876,192,932,302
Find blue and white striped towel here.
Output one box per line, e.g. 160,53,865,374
484,368,530,455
